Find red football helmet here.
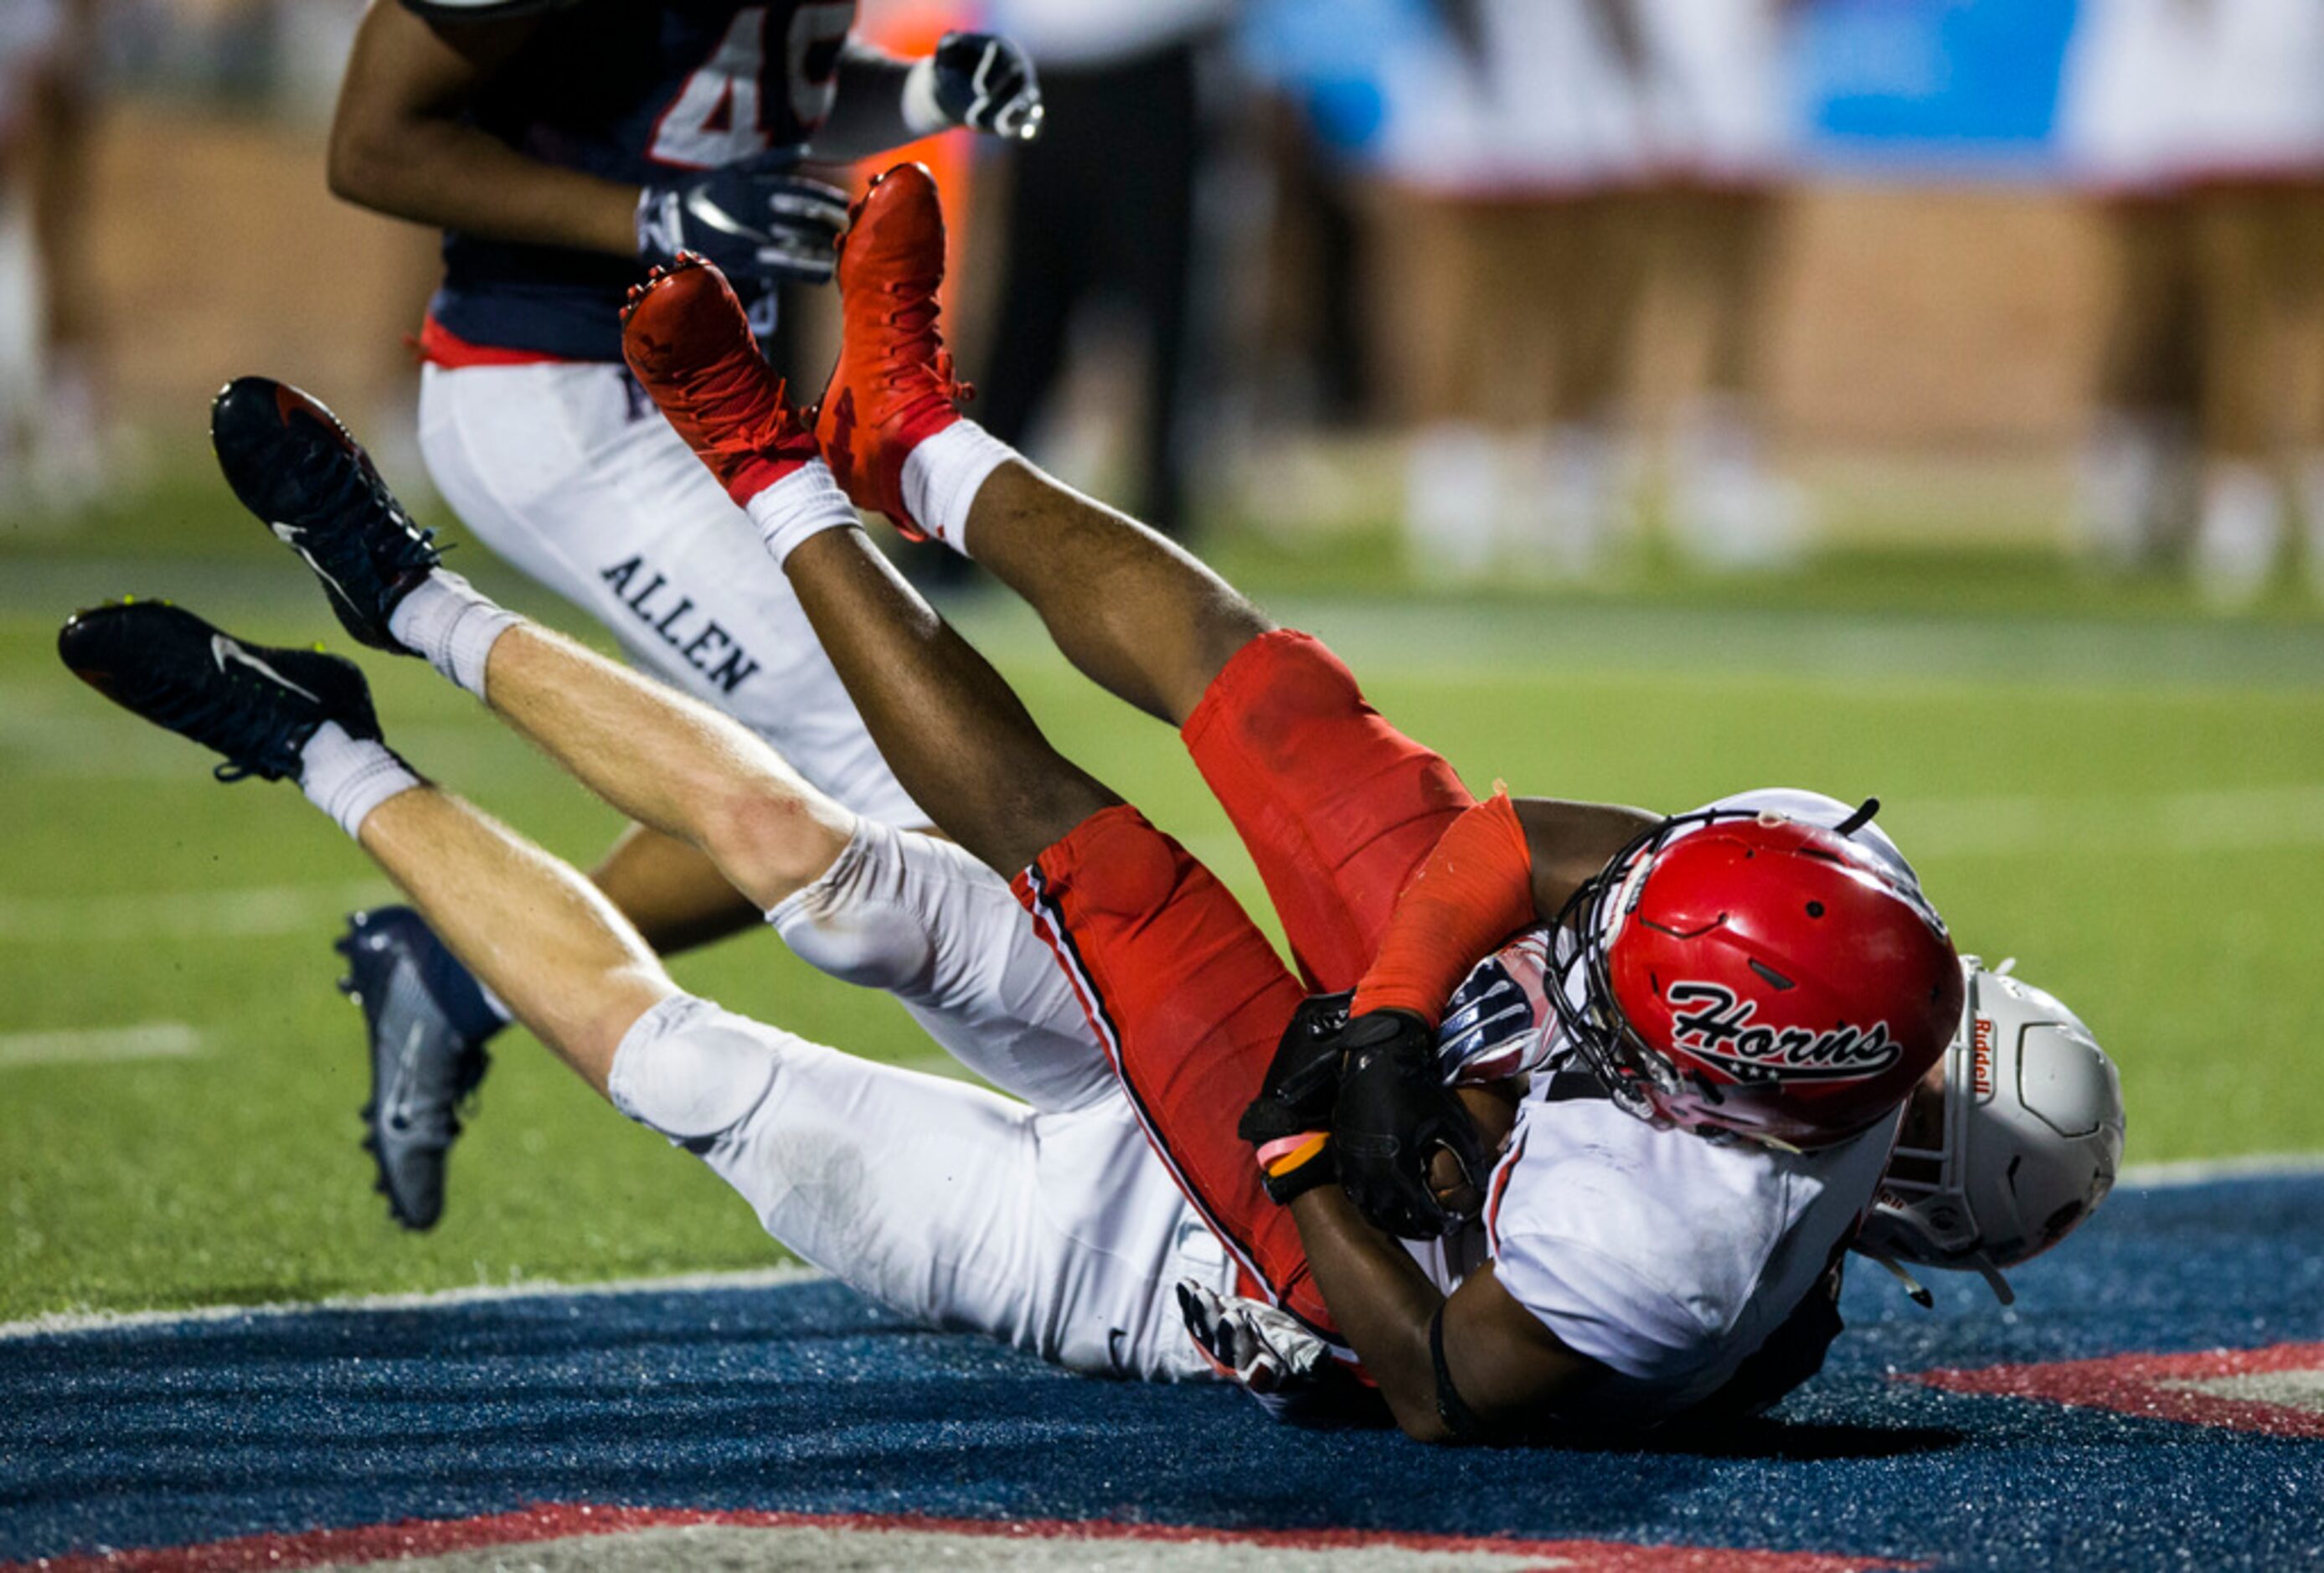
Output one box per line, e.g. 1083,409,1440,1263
1550,807,1964,1149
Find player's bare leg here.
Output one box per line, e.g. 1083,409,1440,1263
621,242,1120,874
58,601,672,1098
352,788,677,1095
478,618,856,909
951,463,1271,725
806,163,1274,729
2192,187,2297,606
208,373,864,1224
777,527,1119,875
584,826,766,954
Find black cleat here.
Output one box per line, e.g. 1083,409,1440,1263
338,907,501,1231
59,600,379,781
211,376,441,652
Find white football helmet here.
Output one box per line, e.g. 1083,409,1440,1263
1855,958,2126,1305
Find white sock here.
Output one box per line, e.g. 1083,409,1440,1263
299,721,420,840
747,459,862,566
387,571,519,699
901,420,1015,555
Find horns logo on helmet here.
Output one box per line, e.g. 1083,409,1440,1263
1665,982,1904,1082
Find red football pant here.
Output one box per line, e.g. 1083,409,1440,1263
1182,631,1476,992
1013,631,1475,1339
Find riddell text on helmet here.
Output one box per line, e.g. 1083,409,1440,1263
1665,982,1902,1081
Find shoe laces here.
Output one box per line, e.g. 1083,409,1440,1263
878,281,974,406
293,433,443,576
132,664,304,783
670,349,802,451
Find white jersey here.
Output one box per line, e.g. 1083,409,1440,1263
1373,0,1648,196
2177,0,2324,182
1479,1085,1894,1423
2055,0,2203,193
1632,0,1794,185
1415,788,1918,1425
2061,0,2324,192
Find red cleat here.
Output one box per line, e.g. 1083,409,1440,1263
814,163,971,539
620,254,816,506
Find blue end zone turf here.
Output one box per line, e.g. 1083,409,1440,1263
3,1172,2319,1571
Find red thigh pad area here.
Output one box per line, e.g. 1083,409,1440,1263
1014,805,1337,1338
1181,630,1476,993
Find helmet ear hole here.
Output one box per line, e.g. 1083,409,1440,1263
1806,901,1825,918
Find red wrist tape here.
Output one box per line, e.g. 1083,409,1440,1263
1350,792,1535,1029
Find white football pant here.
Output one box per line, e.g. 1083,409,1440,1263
610,819,1229,1382
417,359,925,828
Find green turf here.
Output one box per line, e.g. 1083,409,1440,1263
4,461,2321,1323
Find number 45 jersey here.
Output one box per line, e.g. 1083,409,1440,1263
415,0,857,364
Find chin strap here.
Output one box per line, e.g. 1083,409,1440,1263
1860,1248,1935,1309
1857,1247,2017,1309
1971,1255,2017,1307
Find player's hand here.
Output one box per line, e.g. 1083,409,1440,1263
1435,929,1553,1085
930,32,1043,140
1332,1011,1492,1240
1177,1282,1329,1394
636,157,851,287
1238,990,1352,1205
1176,1281,1395,1429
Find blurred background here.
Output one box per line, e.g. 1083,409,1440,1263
8,0,2324,611
7,0,2323,1316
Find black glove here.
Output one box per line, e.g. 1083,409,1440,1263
636,158,851,288
930,31,1044,140
1332,1011,1493,1240
1238,991,1353,1205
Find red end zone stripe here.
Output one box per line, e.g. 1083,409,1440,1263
1907,1341,2324,1438
4,1503,1912,1573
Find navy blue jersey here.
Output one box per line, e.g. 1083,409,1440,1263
421,0,857,361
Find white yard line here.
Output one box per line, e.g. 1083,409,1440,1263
0,879,384,941
1883,783,2324,859
3,1158,2317,1341
0,1020,203,1067
2117,1151,2324,1189
0,1264,827,1342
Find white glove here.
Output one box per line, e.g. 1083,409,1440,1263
1176,1282,1329,1395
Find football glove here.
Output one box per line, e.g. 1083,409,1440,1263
1237,990,1353,1205
1435,928,1555,1086
1333,1010,1492,1240
1176,1282,1389,1429
929,31,1044,140
636,158,851,289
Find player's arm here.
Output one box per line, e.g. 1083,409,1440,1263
327,1,638,256
1350,793,1653,1030
1327,794,1652,1238
1511,796,1660,917
1290,1186,1599,1441
811,34,1044,160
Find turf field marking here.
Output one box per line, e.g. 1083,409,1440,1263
5,1155,2316,1341
1892,783,2324,858
0,1503,1902,1573
0,879,384,942
2118,1151,2324,1187
0,1020,202,1068
0,1262,825,1342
